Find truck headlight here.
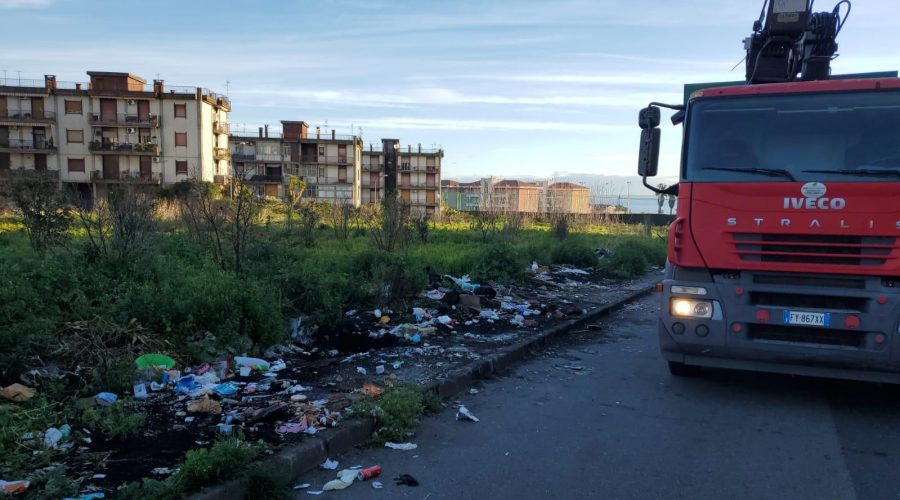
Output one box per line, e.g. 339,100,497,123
671,298,713,319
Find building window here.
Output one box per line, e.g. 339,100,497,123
318,146,325,156
175,132,187,147
68,158,85,172
174,103,187,118
176,161,188,175
64,100,82,114
66,129,84,143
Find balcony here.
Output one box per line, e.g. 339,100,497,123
213,121,230,135
89,141,160,156
214,148,231,161
89,113,159,128
0,110,55,125
299,155,353,165
91,170,161,184
201,90,231,111
231,152,256,162
244,174,285,184
0,139,57,153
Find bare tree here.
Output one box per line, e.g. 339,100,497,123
469,180,501,243
3,171,71,252
327,202,354,241
370,194,410,252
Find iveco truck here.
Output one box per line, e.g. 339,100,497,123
638,0,900,383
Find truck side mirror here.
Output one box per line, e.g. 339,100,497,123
639,106,660,129
638,128,660,177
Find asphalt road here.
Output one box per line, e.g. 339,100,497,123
294,294,900,500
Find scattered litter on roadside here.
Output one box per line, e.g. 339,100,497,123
323,469,358,490
306,491,324,496
132,383,148,400
134,353,175,370
357,465,381,481
44,424,71,448
0,383,35,402
372,481,384,489
468,388,480,395
94,392,118,406
0,479,30,494
385,442,418,451
394,474,420,487
187,396,222,415
151,468,172,476
293,483,311,489
277,422,308,434
361,383,384,398
456,405,479,422
321,458,339,470
356,366,367,375
234,356,270,371
63,493,105,500
91,473,107,479
557,364,586,372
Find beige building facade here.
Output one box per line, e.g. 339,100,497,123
0,72,230,203
441,177,591,215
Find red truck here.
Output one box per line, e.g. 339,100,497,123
638,0,900,383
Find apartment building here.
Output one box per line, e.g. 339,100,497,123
361,141,443,216
0,72,230,203
441,177,590,214
230,121,362,206
441,179,484,212
546,182,591,214
493,179,542,213
229,122,442,215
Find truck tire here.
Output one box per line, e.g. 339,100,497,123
668,361,701,377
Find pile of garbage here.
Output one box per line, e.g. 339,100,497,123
292,263,598,355
2,260,621,495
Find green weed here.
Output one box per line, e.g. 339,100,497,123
79,400,145,441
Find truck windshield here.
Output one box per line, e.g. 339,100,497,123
684,90,900,182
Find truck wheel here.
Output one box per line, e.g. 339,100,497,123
668,361,701,377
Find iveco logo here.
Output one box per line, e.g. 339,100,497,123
783,182,846,210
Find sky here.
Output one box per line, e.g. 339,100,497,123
2,0,899,192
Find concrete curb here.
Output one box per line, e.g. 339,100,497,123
191,282,658,499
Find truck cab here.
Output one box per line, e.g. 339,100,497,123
641,77,900,382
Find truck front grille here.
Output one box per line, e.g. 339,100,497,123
733,233,895,266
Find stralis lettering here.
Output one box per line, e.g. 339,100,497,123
783,197,846,210
726,217,900,229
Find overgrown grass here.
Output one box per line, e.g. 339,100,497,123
350,385,443,444
116,437,268,499
79,400,145,441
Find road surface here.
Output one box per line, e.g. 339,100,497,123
294,294,900,500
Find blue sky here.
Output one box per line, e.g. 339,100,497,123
2,0,899,188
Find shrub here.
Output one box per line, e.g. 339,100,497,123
551,239,600,268
473,243,525,283
602,237,667,277
171,438,263,494
351,385,427,444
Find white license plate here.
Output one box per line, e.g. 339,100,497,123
783,310,830,327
